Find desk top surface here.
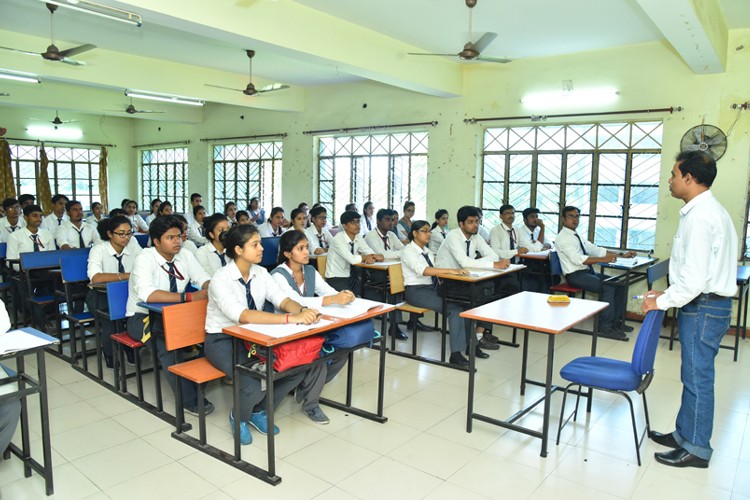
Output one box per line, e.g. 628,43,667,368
436,264,525,283
600,256,657,270
354,260,400,270
518,250,551,261
460,291,608,334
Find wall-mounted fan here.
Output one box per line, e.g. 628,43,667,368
679,124,727,161
205,50,289,96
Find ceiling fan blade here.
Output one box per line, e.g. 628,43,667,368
61,57,86,66
407,52,460,57
136,110,165,114
475,55,512,64
58,43,96,58
0,46,41,57
472,32,497,54
257,84,289,94
205,83,245,92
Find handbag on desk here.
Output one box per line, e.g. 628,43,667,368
245,335,324,372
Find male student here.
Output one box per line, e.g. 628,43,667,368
0,198,22,242
40,194,69,234
325,211,383,292
55,200,100,249
556,206,636,339
642,151,737,469
126,215,213,415
17,194,35,209
305,206,334,255
515,207,552,293
489,204,529,260
475,207,491,244
258,207,287,238
184,193,203,224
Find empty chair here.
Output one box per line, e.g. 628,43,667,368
549,251,586,298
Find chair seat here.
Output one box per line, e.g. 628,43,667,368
111,332,144,349
560,356,642,392
397,303,431,315
66,312,95,323
550,284,583,294
168,357,225,384
0,282,12,290
29,294,56,304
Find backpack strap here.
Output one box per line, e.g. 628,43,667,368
270,266,300,295
302,265,316,297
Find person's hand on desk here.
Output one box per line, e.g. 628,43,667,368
292,308,321,325
373,254,385,262
448,269,470,276
332,290,356,305
621,251,637,258
493,259,511,270
602,252,619,264
314,248,327,255
640,290,664,313
361,254,380,264
542,243,552,250
517,247,529,255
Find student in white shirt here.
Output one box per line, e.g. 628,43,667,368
396,201,415,244
428,209,450,255
40,194,70,234
475,207,491,244
184,193,203,225
289,208,307,233
17,194,35,209
258,207,287,238
55,200,100,249
325,211,383,292
85,202,107,228
174,215,198,255
235,210,251,226
305,206,334,255
247,197,266,225
144,198,161,226
517,207,552,252
224,202,238,226
489,204,529,260
0,300,21,474
187,205,208,246
204,224,313,444
359,201,375,235
271,230,356,424
297,202,311,228
125,200,149,234
195,213,230,277
0,198,22,242
157,200,173,217
402,220,474,366
126,215,212,416
85,215,141,368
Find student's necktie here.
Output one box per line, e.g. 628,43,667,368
31,234,40,252
422,253,439,291
114,254,125,273
199,227,205,237
441,230,446,239
530,231,535,243
573,233,594,273
57,218,62,225
76,227,85,248
381,234,390,250
318,233,326,249
366,219,372,231
241,278,256,310
10,226,17,233
166,261,178,293
508,229,515,250
216,251,227,267
465,240,471,257
348,241,358,290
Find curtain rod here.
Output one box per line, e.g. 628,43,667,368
303,120,438,136
4,137,116,148
464,107,683,124
132,140,191,149
199,132,287,143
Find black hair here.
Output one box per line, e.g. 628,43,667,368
522,207,540,219
204,213,229,242
270,206,284,218
248,197,259,209
193,204,205,217
499,204,515,215
17,194,34,205
190,193,202,202
236,210,250,221
126,199,138,209
157,201,171,215
290,208,304,222
97,215,131,241
311,202,322,210
23,204,42,217
224,201,237,214
91,201,102,210
2,198,18,210
456,205,479,224
376,208,390,221
340,210,360,225
431,209,448,230
120,198,130,208
363,201,373,211
310,206,326,219
676,150,717,187
345,203,357,212
149,215,182,242
65,200,81,212
173,214,188,227
109,208,127,217
297,202,308,209
221,224,260,260
475,207,483,216
277,229,308,265
409,220,430,241
561,206,579,218
403,200,415,211
150,198,162,211
51,194,69,205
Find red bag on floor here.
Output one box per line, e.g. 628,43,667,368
244,335,324,372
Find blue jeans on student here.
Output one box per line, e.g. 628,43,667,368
672,297,731,460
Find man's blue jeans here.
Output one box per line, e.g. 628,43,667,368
672,297,732,460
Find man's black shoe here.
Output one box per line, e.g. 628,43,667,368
390,327,408,341
449,352,469,366
654,448,709,468
479,339,500,350
406,318,436,331
599,326,628,341
467,346,489,359
649,431,679,449
618,321,635,333
125,347,136,366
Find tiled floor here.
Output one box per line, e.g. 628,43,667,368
2,319,749,500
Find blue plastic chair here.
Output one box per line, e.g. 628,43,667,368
19,249,68,333
59,248,95,368
0,242,16,327
548,251,586,298
134,234,149,249
260,237,281,268
105,280,146,401
556,309,666,465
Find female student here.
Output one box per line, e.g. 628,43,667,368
272,230,356,424
204,224,315,444
235,210,251,225
360,201,375,235
157,201,173,217
428,209,450,254
187,205,208,246
224,202,238,226
401,220,475,366
174,214,198,255
145,198,161,226
86,202,107,227
85,215,142,368
196,213,230,276
125,200,149,233
289,208,307,232
247,197,266,225
396,201,415,244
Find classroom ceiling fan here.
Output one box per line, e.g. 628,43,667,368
31,111,79,128
205,50,290,96
107,99,164,115
0,3,96,66
679,123,727,161
408,0,510,64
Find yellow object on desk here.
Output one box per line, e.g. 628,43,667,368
547,295,571,304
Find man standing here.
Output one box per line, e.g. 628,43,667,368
642,151,737,469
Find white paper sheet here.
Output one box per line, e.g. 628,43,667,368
0,329,58,355
316,298,388,319
468,263,525,277
238,319,335,339
612,257,653,268
522,250,551,258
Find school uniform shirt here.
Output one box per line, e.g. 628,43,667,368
656,190,738,310
87,240,141,279
7,228,54,269
555,227,607,276
401,241,435,286
40,212,69,234
205,261,287,333
489,222,521,260
127,214,149,233
181,239,199,256
325,231,376,279
435,229,499,270
85,214,107,228
126,247,210,317
0,218,22,243
364,228,404,260
478,225,491,244
258,221,286,238
187,221,208,246
195,242,228,277
145,213,157,226
271,262,338,309
55,220,101,249
428,226,449,255
516,224,546,252
305,226,334,254
248,208,266,225
359,216,375,236
396,220,411,242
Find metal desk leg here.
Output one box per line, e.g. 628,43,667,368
520,330,529,396
232,339,241,461
265,345,276,479
36,350,54,495
540,334,555,458
377,312,388,417
466,320,476,433
17,356,31,478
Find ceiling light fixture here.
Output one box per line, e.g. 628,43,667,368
0,69,40,84
37,0,142,27
521,88,619,109
27,125,83,140
125,90,204,107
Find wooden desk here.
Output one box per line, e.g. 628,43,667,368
461,291,608,457
221,303,395,485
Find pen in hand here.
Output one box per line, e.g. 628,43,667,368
633,292,657,300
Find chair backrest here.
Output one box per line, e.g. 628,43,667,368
19,249,67,271
260,237,281,267
631,309,666,375
388,263,406,295
0,242,6,259
60,247,92,283
549,251,563,276
646,259,670,290
162,300,208,351
106,280,129,321
134,234,149,249
317,255,327,280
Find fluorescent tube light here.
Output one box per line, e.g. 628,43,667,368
0,70,40,84
27,126,83,140
521,88,619,109
125,90,204,107
37,0,142,27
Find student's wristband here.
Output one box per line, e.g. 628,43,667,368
186,292,192,302
285,313,290,324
